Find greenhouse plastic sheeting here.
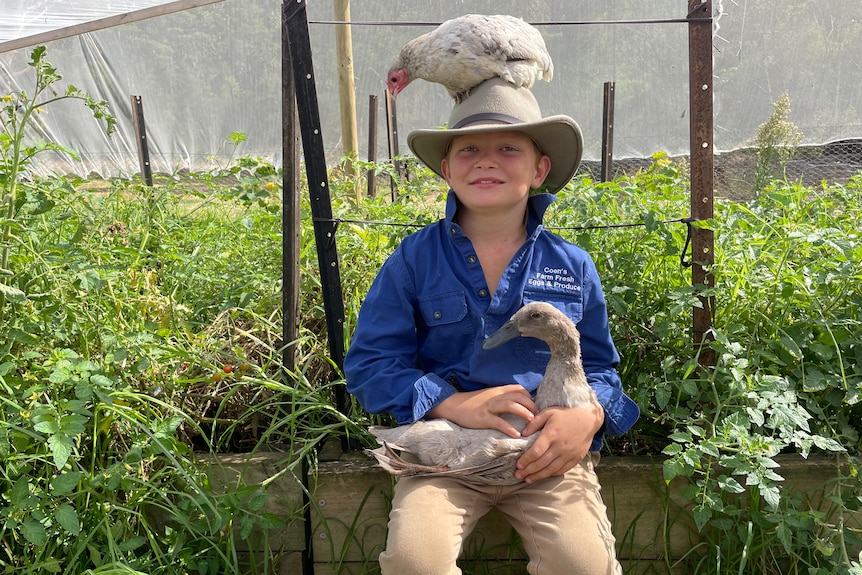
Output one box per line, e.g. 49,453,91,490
0,0,860,177
0,1,179,46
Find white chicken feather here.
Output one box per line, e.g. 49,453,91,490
386,14,554,102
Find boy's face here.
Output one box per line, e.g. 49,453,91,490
441,130,551,214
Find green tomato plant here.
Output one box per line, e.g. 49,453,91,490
0,45,115,326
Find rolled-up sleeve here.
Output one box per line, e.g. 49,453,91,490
578,256,640,448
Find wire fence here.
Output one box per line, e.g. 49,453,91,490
580,141,862,201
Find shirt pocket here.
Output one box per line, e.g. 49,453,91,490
417,291,472,364
517,291,584,368
523,291,584,323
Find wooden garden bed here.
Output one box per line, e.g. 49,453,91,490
207,450,859,574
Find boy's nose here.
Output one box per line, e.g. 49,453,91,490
474,150,498,167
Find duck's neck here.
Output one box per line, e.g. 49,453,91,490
535,339,588,410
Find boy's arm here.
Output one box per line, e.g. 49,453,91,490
344,250,457,424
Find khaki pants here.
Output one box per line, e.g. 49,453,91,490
379,452,621,575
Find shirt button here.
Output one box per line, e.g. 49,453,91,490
433,311,442,319
467,255,477,264
478,289,488,298
450,226,458,235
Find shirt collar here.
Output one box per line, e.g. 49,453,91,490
444,192,556,233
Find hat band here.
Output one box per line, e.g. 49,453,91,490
450,112,523,130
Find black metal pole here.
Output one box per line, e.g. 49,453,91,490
283,2,350,417
367,94,378,198
601,81,615,182
129,95,153,186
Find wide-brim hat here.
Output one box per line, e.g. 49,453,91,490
407,78,583,194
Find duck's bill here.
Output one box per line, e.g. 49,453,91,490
482,320,520,350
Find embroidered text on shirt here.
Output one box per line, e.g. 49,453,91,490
527,267,582,293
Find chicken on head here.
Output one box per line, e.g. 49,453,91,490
386,14,553,103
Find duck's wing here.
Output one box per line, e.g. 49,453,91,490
365,442,451,475
365,443,522,485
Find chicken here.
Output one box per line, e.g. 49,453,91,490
366,302,598,485
386,14,554,103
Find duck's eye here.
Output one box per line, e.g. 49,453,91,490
530,311,543,319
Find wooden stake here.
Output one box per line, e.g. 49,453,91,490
334,0,359,187
282,6,301,374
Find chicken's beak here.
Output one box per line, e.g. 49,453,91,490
482,319,521,350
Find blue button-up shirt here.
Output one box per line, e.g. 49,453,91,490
344,192,639,450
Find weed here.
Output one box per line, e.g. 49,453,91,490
751,91,803,192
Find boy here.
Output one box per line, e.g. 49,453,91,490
344,78,639,574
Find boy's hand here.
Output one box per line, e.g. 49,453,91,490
428,385,538,439
514,402,604,483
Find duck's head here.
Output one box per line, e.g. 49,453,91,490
482,302,578,349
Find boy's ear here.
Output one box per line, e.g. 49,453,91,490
441,157,451,182
532,154,552,189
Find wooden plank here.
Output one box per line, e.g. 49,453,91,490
312,559,685,575
312,560,526,575
204,452,307,553
276,552,304,575
310,453,393,567
0,0,227,54
598,457,698,561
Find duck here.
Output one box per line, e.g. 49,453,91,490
365,301,598,485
